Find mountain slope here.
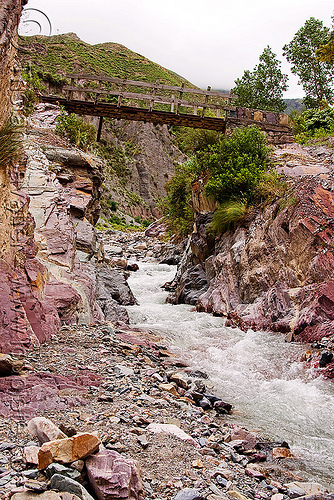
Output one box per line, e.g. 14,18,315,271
18,33,193,87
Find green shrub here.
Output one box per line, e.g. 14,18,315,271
109,213,126,225
0,121,23,169
55,107,96,150
203,126,270,203
22,89,38,116
291,107,334,143
160,161,195,237
104,196,118,212
209,200,248,235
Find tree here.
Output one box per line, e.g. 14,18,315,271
317,14,334,65
232,46,288,112
283,17,334,108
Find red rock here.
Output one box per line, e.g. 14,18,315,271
230,426,257,450
44,280,83,324
85,449,143,500
0,261,61,354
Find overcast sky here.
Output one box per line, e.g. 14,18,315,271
22,0,333,99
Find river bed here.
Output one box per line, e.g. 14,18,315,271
126,261,334,489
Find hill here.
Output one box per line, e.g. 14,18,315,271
18,33,194,88
283,98,305,114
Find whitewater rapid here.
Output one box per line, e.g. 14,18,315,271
126,262,334,489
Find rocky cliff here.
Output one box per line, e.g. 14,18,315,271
168,142,334,374
0,0,26,127
0,3,136,353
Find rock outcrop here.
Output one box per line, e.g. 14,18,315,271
0,105,136,352
0,0,26,127
91,118,186,220
168,142,334,375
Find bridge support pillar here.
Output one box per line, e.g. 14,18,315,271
97,116,103,142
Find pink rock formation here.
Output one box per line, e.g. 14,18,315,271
0,372,89,418
85,449,143,500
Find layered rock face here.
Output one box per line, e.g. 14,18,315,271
0,0,47,353
168,143,334,346
0,0,26,127
97,119,186,219
0,127,103,353
0,104,135,352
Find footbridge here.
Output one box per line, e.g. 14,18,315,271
39,74,292,143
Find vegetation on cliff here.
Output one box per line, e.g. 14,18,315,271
0,120,23,168
55,107,96,150
200,127,270,203
161,126,279,237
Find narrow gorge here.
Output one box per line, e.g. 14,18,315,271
0,2,334,500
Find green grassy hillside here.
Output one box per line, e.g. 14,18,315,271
18,33,193,88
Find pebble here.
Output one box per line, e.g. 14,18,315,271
173,488,204,500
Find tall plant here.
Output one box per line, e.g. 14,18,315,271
232,46,288,112
0,121,23,169
202,126,270,203
283,17,334,108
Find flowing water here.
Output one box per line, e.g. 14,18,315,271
127,262,334,489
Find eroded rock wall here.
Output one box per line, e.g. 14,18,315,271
96,119,186,219
0,0,25,127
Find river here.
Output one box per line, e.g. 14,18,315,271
126,261,334,490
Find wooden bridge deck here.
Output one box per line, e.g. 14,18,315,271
38,74,292,142
40,95,230,131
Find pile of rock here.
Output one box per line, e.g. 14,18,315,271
158,371,232,414
5,417,143,500
97,229,185,269
0,323,333,500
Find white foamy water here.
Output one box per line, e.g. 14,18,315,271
127,262,334,489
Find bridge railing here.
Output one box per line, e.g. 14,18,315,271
63,74,237,119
